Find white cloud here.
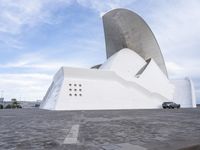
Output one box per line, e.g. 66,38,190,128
76,0,137,16
165,61,185,78
0,0,75,50
0,73,52,101
147,1,200,81
0,0,73,34
0,36,23,49
0,51,92,72
0,0,41,34
0,50,92,101
150,0,200,53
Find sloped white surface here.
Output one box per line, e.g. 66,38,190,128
100,48,147,81
100,48,174,100
40,69,64,109
135,59,174,100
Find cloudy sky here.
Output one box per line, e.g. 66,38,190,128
0,0,200,103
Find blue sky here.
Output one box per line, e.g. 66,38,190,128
0,0,200,103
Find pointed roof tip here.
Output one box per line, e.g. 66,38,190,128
102,8,135,18
101,8,126,18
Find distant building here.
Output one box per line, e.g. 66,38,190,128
2,101,12,108
0,100,41,109
19,101,41,108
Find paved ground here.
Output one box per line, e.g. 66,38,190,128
0,108,200,150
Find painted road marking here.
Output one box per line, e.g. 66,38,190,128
63,124,80,144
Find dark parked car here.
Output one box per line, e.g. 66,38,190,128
162,102,180,109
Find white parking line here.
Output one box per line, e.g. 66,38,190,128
63,124,80,144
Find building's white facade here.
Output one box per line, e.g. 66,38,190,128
40,9,196,110
171,78,196,108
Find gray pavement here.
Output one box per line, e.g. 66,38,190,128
0,108,200,150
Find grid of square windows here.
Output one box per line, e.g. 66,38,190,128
68,83,83,97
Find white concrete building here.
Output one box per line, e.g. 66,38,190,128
40,9,196,110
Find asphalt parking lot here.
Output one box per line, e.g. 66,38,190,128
0,108,200,150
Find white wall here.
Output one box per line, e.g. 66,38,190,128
41,67,168,110
135,59,174,100
171,78,196,108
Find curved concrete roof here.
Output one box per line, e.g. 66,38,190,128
103,8,168,76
